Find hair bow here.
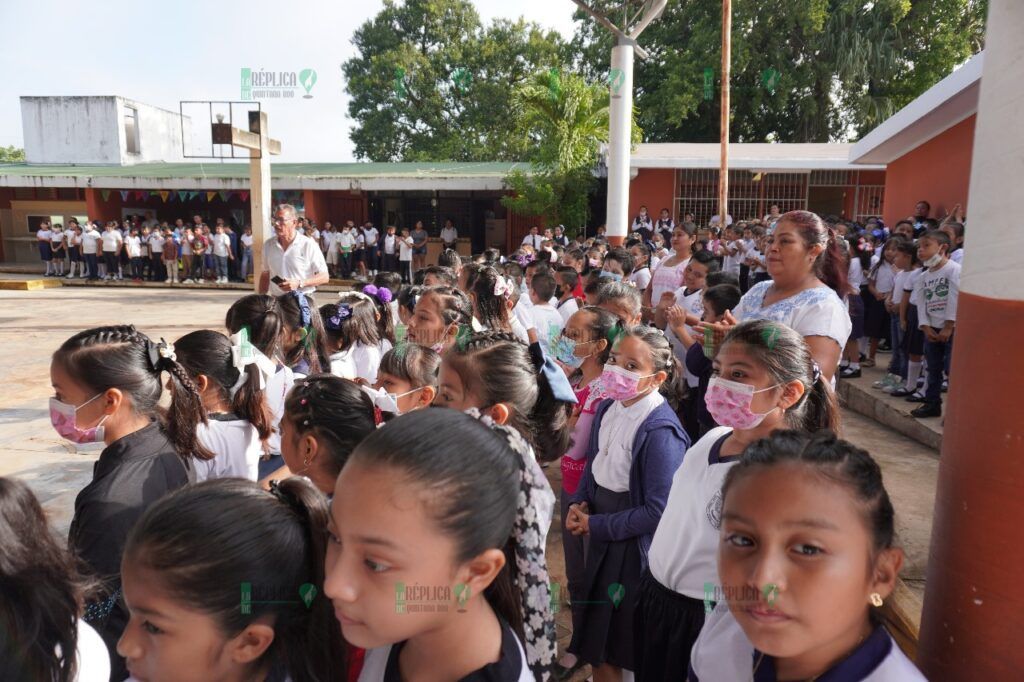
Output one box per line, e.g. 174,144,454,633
527,342,578,404
493,276,512,298
363,284,392,304
229,327,277,394
292,291,311,328
326,304,353,330
146,338,176,371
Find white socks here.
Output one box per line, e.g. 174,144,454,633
905,360,923,391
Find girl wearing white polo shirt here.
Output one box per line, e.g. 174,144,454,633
125,228,143,281
172,330,273,482
636,320,840,681
689,430,923,681
36,223,53,275
50,223,66,276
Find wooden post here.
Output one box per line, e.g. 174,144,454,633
719,0,731,227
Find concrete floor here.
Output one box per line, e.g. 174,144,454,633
0,284,939,676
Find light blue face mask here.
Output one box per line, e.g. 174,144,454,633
599,270,623,282
552,334,594,369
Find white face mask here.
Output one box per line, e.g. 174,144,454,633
923,253,944,268
360,384,422,415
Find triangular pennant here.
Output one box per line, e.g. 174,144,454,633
178,190,189,202
207,191,218,202
158,190,170,202
239,191,250,202
101,189,111,202
119,190,129,202
189,191,199,200
219,191,229,202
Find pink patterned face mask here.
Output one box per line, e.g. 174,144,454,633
704,377,780,430
49,394,108,444
600,364,653,402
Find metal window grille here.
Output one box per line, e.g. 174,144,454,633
675,169,809,225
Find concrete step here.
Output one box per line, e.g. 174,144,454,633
836,363,943,452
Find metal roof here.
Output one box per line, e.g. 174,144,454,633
849,52,983,165
630,143,884,171
0,161,531,191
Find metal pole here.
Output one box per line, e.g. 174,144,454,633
606,39,634,246
719,0,731,227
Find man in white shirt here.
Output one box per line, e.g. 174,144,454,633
522,225,544,251
440,219,458,252
147,229,165,281
259,204,329,296
337,223,356,278
322,222,338,276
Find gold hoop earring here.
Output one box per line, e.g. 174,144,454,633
870,593,883,607
303,457,311,467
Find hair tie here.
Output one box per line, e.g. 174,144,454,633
326,303,352,330
146,338,176,372
463,409,557,676
493,276,512,299
229,327,277,395
812,360,822,384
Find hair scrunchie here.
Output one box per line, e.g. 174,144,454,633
463,408,557,679
291,291,311,328
146,338,176,372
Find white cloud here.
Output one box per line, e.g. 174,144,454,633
0,0,578,162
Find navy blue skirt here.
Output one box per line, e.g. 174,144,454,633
39,241,52,261
567,485,642,670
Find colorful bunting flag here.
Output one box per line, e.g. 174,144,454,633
207,191,218,202
219,191,230,202
120,190,129,202
158,191,170,202
178,190,189,202
101,190,111,202
239,191,250,202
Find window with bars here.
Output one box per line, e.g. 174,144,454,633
675,169,809,225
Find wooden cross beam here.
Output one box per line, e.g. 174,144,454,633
211,110,281,290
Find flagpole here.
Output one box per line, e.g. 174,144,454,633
719,0,731,228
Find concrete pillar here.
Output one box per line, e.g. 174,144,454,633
917,2,1024,678
605,41,634,247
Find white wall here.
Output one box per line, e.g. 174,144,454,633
20,96,191,166
22,96,121,165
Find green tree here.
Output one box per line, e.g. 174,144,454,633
502,69,639,231
342,0,568,161
571,0,986,143
0,146,25,163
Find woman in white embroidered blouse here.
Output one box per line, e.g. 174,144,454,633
700,211,852,382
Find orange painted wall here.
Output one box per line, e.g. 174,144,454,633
629,168,676,221
882,115,975,226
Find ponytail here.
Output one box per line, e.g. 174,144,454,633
163,352,214,461
232,363,273,441
225,294,282,359
124,478,346,682
720,320,842,435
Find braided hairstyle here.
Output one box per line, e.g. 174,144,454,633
52,325,206,462
446,330,573,462
615,326,685,407
276,292,329,374
419,286,473,345
284,375,376,479
471,266,512,332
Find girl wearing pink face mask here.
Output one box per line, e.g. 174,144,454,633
635,319,841,681
564,327,689,682
50,325,202,681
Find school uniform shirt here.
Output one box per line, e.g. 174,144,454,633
55,619,111,682
329,340,391,384
593,390,665,492
148,232,165,255
50,229,65,247
871,261,896,294
650,258,690,304
890,269,911,306
848,258,865,290
362,227,380,248
629,266,653,292
265,364,296,454
721,241,744,275
64,228,78,250
556,296,579,325
509,313,530,344
522,233,544,250
358,620,533,682
689,602,926,681
125,235,142,258
383,233,398,255
81,228,101,254
648,427,736,599
912,259,960,329
240,232,254,251
666,286,705,388
101,229,123,252
211,232,231,257
399,236,413,261
440,225,459,244
950,248,964,265
632,214,653,233
336,230,356,253
180,234,194,255
262,233,329,296
529,303,565,344
194,415,264,482
746,243,766,277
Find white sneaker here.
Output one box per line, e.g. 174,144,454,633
165,279,172,284
183,278,194,284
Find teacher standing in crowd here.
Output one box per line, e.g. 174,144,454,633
258,204,329,296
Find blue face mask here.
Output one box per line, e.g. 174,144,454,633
599,270,623,282
553,334,594,369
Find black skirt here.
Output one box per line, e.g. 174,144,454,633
567,485,642,670
861,287,889,339
633,569,709,681
903,306,925,356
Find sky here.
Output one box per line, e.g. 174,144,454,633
0,0,578,163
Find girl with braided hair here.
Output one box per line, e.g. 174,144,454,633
276,290,329,378
405,286,473,353
50,324,199,679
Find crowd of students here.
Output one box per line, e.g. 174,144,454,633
35,214,464,286
5,206,951,682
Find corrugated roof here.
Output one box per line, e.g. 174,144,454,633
631,143,883,170
0,161,531,191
